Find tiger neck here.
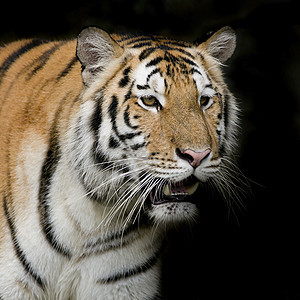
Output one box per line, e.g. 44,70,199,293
46,149,163,257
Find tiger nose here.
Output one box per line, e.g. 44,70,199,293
176,148,211,168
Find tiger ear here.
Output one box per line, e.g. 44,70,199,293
197,26,236,63
76,27,124,83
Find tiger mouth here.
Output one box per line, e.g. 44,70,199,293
149,176,200,205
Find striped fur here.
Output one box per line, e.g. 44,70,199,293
0,26,238,299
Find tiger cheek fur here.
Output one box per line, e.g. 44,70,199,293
0,26,238,299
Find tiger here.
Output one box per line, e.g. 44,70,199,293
0,26,238,299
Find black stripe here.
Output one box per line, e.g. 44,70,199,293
131,142,146,150
56,56,78,80
93,149,114,171
83,139,115,201
137,84,150,90
146,56,163,67
164,52,179,65
157,44,173,51
118,67,131,88
109,135,120,148
119,131,141,140
138,44,195,65
169,46,195,59
166,64,173,77
125,36,153,45
108,95,119,133
0,39,46,85
83,206,147,253
147,68,161,82
123,82,134,103
164,40,190,48
156,43,195,58
120,34,165,45
132,41,152,48
91,94,103,134
89,94,118,173
38,96,72,258
109,95,141,142
85,221,144,252
97,247,161,284
116,34,142,43
190,67,204,78
179,55,197,67
139,47,157,61
27,42,64,80
4,196,45,288
89,94,116,175
164,78,168,91
158,44,195,57
124,105,138,130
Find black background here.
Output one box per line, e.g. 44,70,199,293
1,0,299,299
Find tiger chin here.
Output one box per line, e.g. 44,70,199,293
0,25,238,299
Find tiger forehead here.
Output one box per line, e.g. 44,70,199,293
112,34,212,99
126,47,208,96
115,34,194,51
115,33,200,70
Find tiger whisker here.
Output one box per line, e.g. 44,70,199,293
78,157,148,171
117,174,158,247
98,173,147,221
210,168,247,221
102,176,146,228
116,172,155,229
122,174,158,227
99,176,141,229
99,170,153,230
80,164,148,201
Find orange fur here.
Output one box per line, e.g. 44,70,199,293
0,39,81,226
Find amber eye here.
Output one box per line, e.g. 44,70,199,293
199,96,211,108
138,95,162,111
141,96,158,106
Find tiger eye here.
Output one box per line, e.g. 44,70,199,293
141,96,157,106
200,96,210,107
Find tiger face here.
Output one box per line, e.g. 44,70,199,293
73,27,238,226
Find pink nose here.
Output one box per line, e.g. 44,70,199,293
180,149,211,168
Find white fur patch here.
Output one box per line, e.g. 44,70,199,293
149,202,198,225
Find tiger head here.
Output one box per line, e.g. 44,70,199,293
72,26,238,226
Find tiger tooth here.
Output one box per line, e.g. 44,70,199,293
163,184,171,196
186,182,199,195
